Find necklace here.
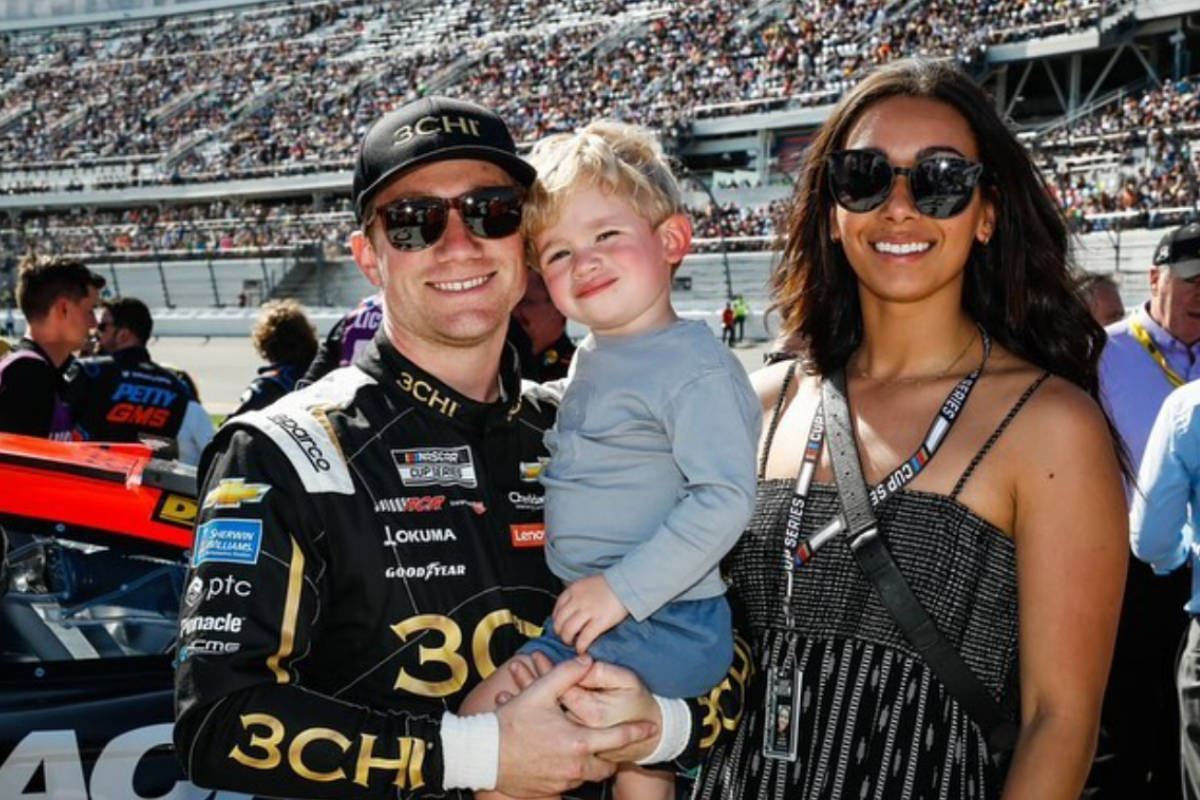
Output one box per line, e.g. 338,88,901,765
850,325,980,384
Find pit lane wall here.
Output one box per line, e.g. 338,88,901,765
1,227,1156,343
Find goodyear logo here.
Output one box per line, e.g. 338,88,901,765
204,478,271,510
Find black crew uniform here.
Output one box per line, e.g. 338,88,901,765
0,337,73,438
505,318,575,382
63,345,196,446
174,333,741,798
228,362,305,418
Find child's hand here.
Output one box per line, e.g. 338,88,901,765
553,575,628,655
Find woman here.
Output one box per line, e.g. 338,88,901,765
695,59,1129,799
228,298,318,417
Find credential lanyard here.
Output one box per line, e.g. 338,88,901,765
779,330,990,628
1130,319,1186,389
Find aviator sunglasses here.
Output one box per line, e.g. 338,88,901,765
827,149,985,219
364,185,526,251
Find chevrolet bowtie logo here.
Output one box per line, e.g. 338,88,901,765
203,478,271,510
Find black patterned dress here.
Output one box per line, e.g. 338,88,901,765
696,376,1046,800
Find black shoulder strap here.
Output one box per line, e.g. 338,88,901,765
822,369,1018,757
757,360,798,479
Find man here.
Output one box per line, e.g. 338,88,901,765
1082,273,1126,328
173,97,721,799
298,292,383,386
63,297,214,462
731,294,748,343
0,256,104,439
508,269,574,382
1131,380,1200,799
720,301,735,347
63,296,214,464
304,275,573,387
1102,224,1200,468
1099,222,1200,799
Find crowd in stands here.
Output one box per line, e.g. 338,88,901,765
3,196,795,259
5,199,353,258
0,0,1113,185
0,0,1192,242
1035,78,1200,232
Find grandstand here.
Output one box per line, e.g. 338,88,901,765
2,0,1199,335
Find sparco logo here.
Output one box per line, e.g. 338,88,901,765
384,561,466,580
508,491,544,510
269,413,331,471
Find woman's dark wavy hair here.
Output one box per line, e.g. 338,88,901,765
773,57,1129,473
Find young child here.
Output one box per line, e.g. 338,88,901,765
460,121,760,799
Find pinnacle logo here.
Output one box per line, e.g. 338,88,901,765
203,478,272,510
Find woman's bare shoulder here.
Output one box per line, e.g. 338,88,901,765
749,359,801,413
985,352,1116,469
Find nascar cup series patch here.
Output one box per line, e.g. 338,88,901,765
391,446,477,488
192,519,263,566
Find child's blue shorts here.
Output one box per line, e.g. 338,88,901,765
517,594,733,697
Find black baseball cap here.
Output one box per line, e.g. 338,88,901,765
352,96,536,222
1153,222,1200,279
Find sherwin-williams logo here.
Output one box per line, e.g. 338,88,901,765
510,523,545,548
203,478,271,510
392,446,477,488
192,519,263,567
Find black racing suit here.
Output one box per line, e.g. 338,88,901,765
228,362,305,418
174,333,745,798
63,345,196,444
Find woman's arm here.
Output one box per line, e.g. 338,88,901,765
1003,379,1128,799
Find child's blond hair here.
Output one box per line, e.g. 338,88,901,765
523,120,684,269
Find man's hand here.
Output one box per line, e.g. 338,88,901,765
494,655,658,797
561,660,663,763
553,574,628,654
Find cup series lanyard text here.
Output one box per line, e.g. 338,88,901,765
764,328,990,763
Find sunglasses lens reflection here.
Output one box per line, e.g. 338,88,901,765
379,187,525,251
829,150,981,219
